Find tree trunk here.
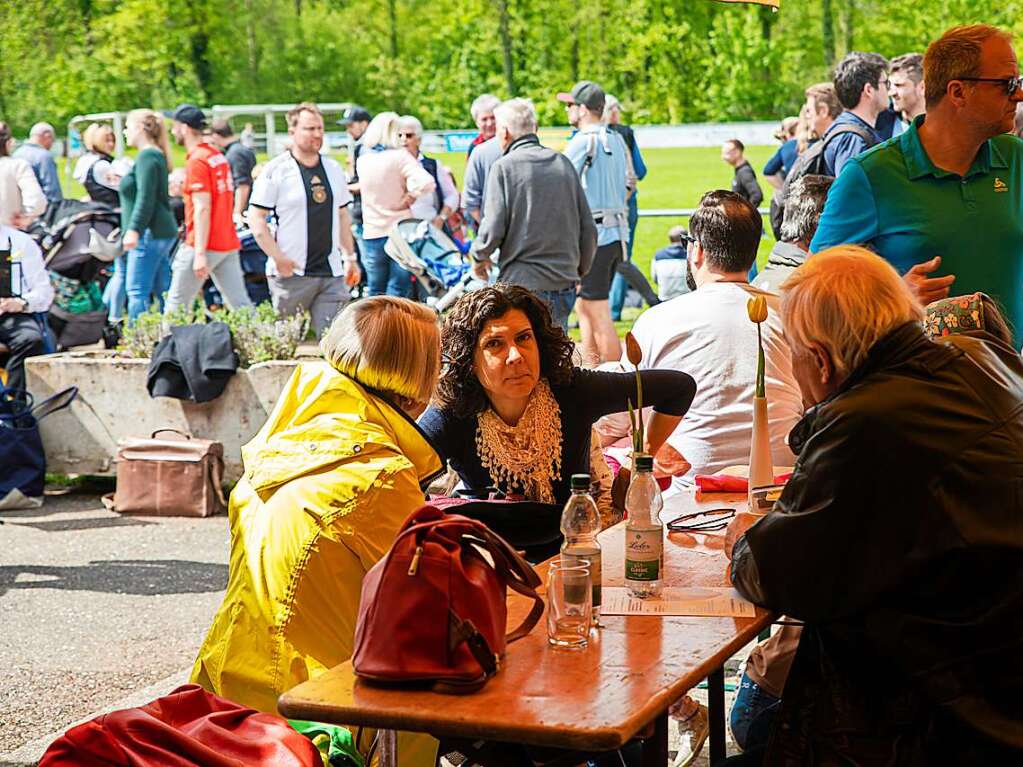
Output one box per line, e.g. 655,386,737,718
245,0,259,79
821,0,835,67
388,0,398,58
841,0,854,55
496,0,515,94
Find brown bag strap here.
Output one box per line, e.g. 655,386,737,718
150,428,192,440
209,455,227,509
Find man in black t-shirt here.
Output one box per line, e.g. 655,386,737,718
722,138,764,208
210,119,257,225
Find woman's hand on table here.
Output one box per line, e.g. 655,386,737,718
724,512,763,560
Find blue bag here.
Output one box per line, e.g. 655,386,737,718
0,386,77,509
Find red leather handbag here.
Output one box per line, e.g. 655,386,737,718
352,504,545,693
38,684,321,767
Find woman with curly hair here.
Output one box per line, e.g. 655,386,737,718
420,284,697,509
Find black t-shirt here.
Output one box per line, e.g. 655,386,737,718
299,158,333,276
224,141,257,188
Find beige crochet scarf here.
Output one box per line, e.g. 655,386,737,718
476,378,562,504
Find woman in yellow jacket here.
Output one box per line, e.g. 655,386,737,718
191,296,444,764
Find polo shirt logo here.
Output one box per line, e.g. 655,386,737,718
994,177,1008,193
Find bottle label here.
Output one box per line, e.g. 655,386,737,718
625,531,661,581
562,549,602,608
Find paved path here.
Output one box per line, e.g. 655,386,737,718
0,482,229,764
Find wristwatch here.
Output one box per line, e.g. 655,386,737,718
341,251,358,264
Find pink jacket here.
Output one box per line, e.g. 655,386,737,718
356,148,436,239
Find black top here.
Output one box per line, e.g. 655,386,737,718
732,162,763,208
84,152,119,206
224,140,257,189
298,157,333,276
419,367,696,506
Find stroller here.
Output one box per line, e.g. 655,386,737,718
27,200,121,350
384,219,474,312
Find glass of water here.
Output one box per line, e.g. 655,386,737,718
546,559,592,649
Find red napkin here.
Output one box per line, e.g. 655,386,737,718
695,472,792,493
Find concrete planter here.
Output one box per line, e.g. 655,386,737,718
25,351,302,483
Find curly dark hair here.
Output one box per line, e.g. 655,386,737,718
435,284,575,415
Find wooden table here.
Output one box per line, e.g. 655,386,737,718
279,491,772,765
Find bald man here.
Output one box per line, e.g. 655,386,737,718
14,122,63,204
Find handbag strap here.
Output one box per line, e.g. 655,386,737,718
151,428,192,440
29,386,78,421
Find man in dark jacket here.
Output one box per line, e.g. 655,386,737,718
722,139,763,208
471,98,597,331
728,245,1023,765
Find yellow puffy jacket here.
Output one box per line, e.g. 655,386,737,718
191,362,443,763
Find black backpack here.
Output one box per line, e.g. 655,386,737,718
769,124,878,239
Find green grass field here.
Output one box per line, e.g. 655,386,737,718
60,142,780,334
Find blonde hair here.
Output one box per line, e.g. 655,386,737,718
781,246,924,376
83,123,114,154
320,296,440,405
127,108,172,171
362,112,402,150
925,24,1011,108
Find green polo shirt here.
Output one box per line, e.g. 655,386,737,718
812,116,1023,347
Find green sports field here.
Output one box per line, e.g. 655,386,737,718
60,143,780,333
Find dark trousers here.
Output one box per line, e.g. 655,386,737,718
0,313,45,391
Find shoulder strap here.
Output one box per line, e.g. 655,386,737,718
823,123,879,149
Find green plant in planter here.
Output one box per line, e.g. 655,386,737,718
117,302,309,367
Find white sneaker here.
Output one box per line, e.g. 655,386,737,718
671,703,709,767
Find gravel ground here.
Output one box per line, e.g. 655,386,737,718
0,481,229,762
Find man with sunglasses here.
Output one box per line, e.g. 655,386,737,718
812,24,1023,347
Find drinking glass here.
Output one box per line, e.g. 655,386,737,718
546,559,592,649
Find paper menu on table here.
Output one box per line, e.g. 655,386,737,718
601,587,757,617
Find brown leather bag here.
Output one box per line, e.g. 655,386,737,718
104,429,227,517
352,504,545,693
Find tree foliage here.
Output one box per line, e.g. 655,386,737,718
1,0,1021,133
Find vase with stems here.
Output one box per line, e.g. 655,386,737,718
746,296,774,511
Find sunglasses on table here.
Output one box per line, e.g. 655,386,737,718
957,75,1023,95
666,507,737,533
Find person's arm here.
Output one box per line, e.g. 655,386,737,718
630,140,647,182
14,160,46,224
9,233,53,312
741,166,764,208
762,147,786,191
400,152,436,200
827,133,868,179
470,163,507,266
191,192,212,278
127,152,158,238
338,206,360,286
434,166,459,228
731,408,917,622
92,158,120,190
42,157,63,202
808,161,877,254
574,368,697,457
233,183,251,216
418,405,460,463
246,164,295,276
462,152,484,222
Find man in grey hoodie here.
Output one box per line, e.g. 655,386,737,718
471,98,597,330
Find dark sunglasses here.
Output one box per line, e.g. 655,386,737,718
666,507,736,533
398,132,418,138
957,75,1023,95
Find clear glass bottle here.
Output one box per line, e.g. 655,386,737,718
559,473,602,622
625,454,663,598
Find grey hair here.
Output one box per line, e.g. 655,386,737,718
470,94,501,121
29,122,55,138
602,94,621,122
780,175,834,245
494,98,537,141
397,115,424,137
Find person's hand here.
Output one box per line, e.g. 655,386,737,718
399,192,417,209
431,215,446,230
0,297,27,315
904,256,956,305
193,251,210,282
10,213,31,230
724,512,763,561
274,257,296,278
472,258,491,281
343,260,361,287
651,443,691,478
122,229,140,251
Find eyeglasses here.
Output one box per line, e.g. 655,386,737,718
957,75,1023,95
398,132,418,138
666,508,736,533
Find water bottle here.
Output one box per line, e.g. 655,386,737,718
625,454,663,598
560,473,602,621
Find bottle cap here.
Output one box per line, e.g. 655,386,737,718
634,454,653,471
570,473,591,490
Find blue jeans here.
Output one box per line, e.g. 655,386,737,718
730,670,781,752
362,235,413,297
125,232,175,322
536,287,577,333
104,255,127,322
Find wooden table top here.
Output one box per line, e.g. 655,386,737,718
278,491,772,751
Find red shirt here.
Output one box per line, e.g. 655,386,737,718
184,143,240,251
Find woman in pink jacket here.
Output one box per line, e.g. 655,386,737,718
356,112,436,297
